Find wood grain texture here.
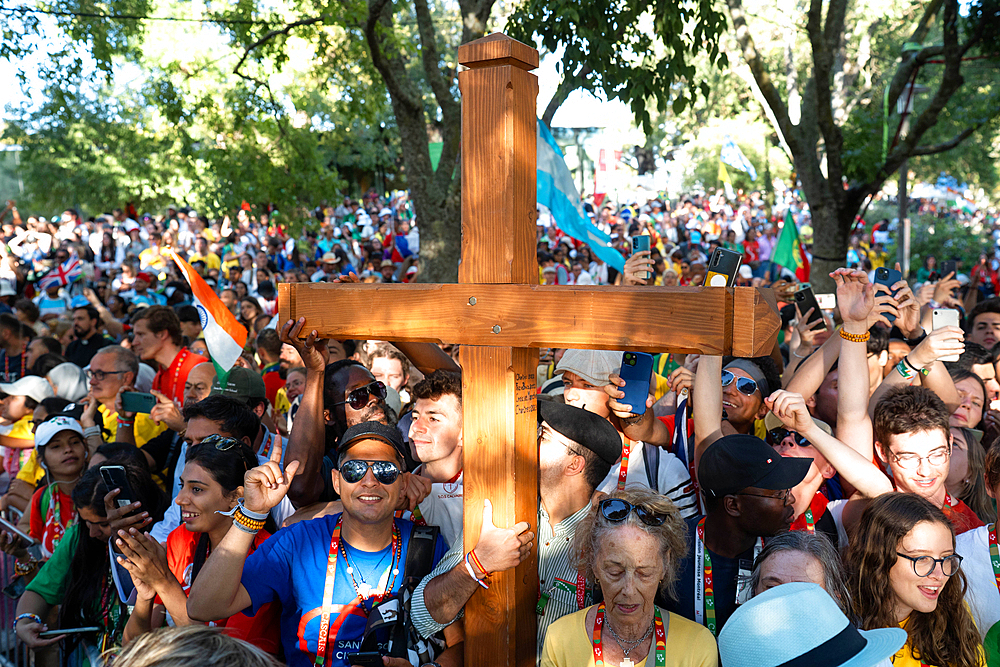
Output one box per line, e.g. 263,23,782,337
457,33,539,70
276,283,782,355
460,345,539,667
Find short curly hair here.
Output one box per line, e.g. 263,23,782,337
411,370,462,406
573,486,688,601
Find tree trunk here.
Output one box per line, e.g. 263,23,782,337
808,199,853,293
418,171,463,283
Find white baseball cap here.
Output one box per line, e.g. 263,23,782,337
555,349,623,387
35,415,85,449
0,376,55,402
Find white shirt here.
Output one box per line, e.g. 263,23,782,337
957,525,1000,640
412,470,464,549
597,441,699,519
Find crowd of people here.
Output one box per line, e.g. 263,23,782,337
0,190,999,667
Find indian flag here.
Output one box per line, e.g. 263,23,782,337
168,250,247,383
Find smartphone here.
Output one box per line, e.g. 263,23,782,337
932,308,961,362
347,653,384,667
794,285,826,328
631,235,651,280
121,391,156,414
816,293,837,310
873,267,904,324
941,260,957,279
0,517,35,547
706,247,742,287
619,352,654,415
38,627,101,638
100,466,137,511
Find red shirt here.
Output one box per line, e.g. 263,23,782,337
29,484,76,557
743,240,760,263
166,525,280,654
262,366,285,409
943,496,984,535
152,348,209,405
790,491,829,532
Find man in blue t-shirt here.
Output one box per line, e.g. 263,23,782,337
187,421,448,667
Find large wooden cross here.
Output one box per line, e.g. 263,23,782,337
279,33,779,667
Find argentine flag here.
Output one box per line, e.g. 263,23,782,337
721,136,757,181
537,120,625,273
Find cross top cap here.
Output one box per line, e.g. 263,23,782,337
699,434,811,497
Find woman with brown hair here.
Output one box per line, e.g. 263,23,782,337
847,492,984,667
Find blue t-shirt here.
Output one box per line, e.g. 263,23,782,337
242,513,448,667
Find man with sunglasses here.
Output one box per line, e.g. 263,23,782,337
410,399,621,663
664,433,811,634
187,421,450,667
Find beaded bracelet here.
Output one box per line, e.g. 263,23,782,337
839,328,870,343
13,613,42,631
13,557,38,577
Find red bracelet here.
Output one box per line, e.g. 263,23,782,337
469,549,490,578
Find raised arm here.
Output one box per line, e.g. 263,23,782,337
393,342,461,375
604,370,674,447
693,354,723,469
767,390,892,498
869,326,965,417
833,269,880,460
785,328,842,400
188,442,299,621
279,318,329,507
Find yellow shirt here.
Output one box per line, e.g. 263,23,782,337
892,617,986,667
0,415,34,448
274,387,291,416
188,252,221,271
540,606,718,667
15,450,45,485
98,404,168,448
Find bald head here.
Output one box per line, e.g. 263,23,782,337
184,362,217,407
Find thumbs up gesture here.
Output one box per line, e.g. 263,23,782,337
472,499,534,575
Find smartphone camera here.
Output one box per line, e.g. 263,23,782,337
624,353,636,367
875,267,888,281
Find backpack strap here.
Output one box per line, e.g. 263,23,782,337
403,524,441,585
643,442,660,491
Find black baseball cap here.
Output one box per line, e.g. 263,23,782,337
537,397,622,466
699,434,812,497
337,421,408,467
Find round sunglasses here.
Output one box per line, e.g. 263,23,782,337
767,428,811,447
339,459,401,485
335,381,388,410
598,498,667,526
721,369,759,396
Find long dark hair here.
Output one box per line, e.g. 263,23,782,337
62,462,166,633
847,493,982,667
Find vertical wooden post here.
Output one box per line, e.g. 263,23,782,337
457,34,539,667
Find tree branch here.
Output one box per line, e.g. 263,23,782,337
909,123,986,156
412,0,458,116
364,0,422,113
884,0,944,115
809,0,847,191
232,16,326,77
542,64,592,128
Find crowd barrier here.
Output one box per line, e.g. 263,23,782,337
0,506,34,667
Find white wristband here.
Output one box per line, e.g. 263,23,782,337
465,557,480,583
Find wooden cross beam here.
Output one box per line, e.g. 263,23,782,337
279,33,780,667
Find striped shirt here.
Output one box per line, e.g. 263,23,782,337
410,502,593,665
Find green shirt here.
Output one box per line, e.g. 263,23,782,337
26,522,79,605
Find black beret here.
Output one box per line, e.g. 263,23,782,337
537,398,621,466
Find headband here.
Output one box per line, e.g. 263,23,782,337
724,358,771,397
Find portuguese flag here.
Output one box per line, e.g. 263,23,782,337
168,250,247,383
772,209,810,282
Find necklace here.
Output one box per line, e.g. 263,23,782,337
342,541,393,599
605,616,654,656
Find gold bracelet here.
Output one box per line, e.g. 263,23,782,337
839,328,870,343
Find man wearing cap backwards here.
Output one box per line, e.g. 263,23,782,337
131,306,208,406
663,434,810,635
187,421,452,667
64,305,114,368
557,349,699,518
410,399,620,663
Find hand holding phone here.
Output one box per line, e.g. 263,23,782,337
346,652,384,667
121,391,156,414
873,267,904,324
931,308,963,363
631,236,651,280
619,352,654,415
706,248,742,287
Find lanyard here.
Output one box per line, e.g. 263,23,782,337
618,439,633,491
314,517,399,666
694,518,762,637
791,492,828,534
989,523,1000,598
536,571,588,616
591,603,666,667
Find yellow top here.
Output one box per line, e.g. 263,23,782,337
540,606,718,667
188,252,221,271
274,387,291,416
891,616,986,667
98,404,168,448
15,450,45,485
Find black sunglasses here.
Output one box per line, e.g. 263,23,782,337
335,381,388,410
721,370,759,396
339,459,401,485
767,428,811,447
598,498,667,526
198,434,252,471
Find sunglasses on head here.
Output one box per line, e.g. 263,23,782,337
721,369,759,396
767,428,811,447
197,434,252,471
339,459,401,485
598,498,667,526
335,381,388,410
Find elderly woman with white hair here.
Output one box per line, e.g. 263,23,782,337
541,487,717,667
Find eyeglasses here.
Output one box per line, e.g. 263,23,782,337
721,370,759,396
738,488,791,503
197,434,251,470
339,459,401,485
86,369,128,382
598,498,667,527
896,552,963,577
334,381,387,410
891,447,950,470
767,428,810,447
